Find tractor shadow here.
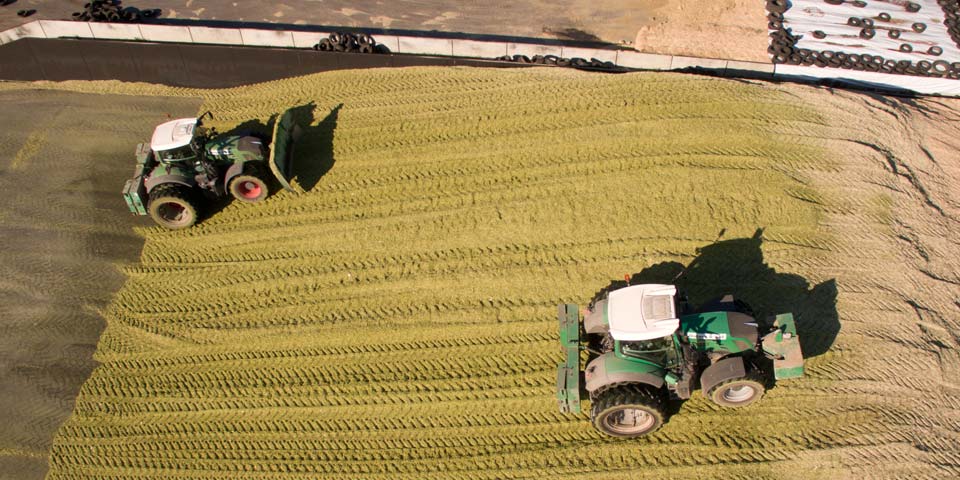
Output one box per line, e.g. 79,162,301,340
590,229,839,421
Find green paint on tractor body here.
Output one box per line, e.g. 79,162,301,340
680,311,759,356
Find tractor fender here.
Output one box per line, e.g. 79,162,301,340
223,161,246,189
583,299,609,334
145,173,195,193
584,352,665,393
699,356,747,397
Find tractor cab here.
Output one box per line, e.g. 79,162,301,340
606,284,680,341
150,117,200,163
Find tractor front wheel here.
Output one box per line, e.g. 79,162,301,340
147,184,199,230
707,373,765,408
229,163,270,203
590,385,664,438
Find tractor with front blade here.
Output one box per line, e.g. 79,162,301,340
557,283,804,438
122,109,300,229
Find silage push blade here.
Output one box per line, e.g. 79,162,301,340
771,313,805,380
268,108,302,192
556,304,581,413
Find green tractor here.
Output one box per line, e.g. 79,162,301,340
557,283,804,438
122,109,300,229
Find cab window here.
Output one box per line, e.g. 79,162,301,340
620,336,676,366
157,145,196,162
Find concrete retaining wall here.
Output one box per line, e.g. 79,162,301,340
0,20,770,76
1,19,949,95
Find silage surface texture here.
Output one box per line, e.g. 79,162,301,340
46,67,840,479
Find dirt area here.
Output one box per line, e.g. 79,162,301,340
0,1,770,61
4,68,953,479
0,89,199,480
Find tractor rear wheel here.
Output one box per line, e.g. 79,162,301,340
229,163,270,203
147,184,199,229
590,385,664,438
707,372,765,408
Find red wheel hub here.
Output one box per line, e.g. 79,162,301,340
237,180,262,199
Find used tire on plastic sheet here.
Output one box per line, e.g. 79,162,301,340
905,2,921,13
912,22,926,33
932,60,950,74
878,12,891,22
847,17,862,27
813,30,827,39
899,43,913,53
768,20,782,30
917,60,932,72
889,29,901,39
862,18,874,28
767,0,788,14
928,46,943,56
860,28,875,39
852,0,866,7
788,53,803,64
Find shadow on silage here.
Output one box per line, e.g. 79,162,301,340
287,102,341,193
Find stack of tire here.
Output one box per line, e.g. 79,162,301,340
71,1,159,23
943,0,960,49
314,32,385,54
493,54,621,71
766,0,960,80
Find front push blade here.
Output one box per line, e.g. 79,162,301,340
556,303,582,413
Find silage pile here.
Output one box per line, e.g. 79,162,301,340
36,67,959,479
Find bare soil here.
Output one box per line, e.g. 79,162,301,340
0,90,199,480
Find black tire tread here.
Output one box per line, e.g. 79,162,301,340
147,184,199,229
590,384,665,438
706,370,766,408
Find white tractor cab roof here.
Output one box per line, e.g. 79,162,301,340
607,284,679,341
150,118,197,152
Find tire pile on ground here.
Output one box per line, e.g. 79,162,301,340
766,0,960,79
71,0,160,23
494,54,624,72
944,0,960,48
313,32,386,54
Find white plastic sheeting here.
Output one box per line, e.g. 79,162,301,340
784,0,957,62
774,63,960,95
774,0,960,95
